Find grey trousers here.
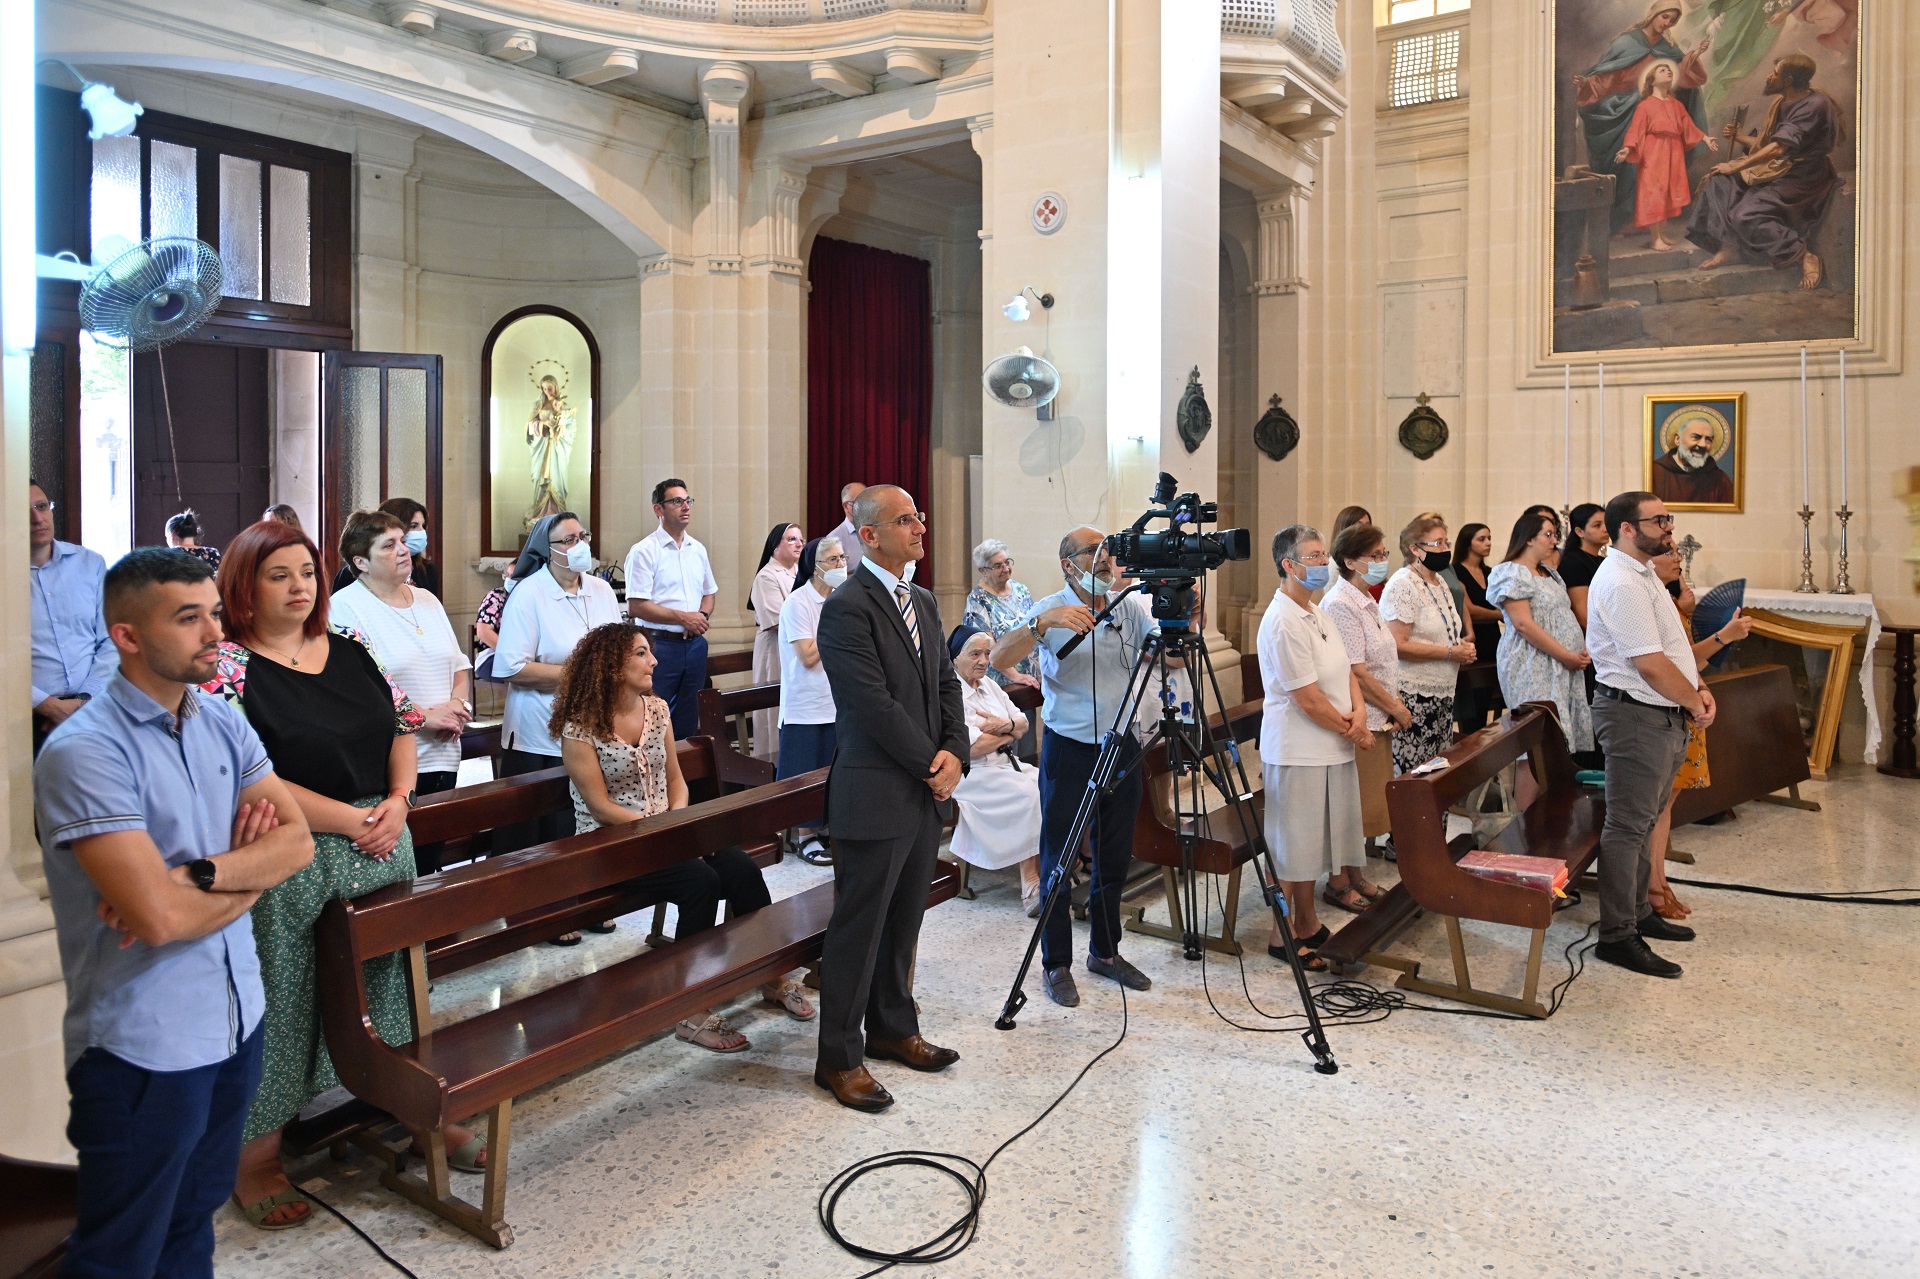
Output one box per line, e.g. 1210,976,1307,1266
815,802,941,1072
1591,694,1690,943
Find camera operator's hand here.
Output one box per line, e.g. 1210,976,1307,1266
1037,604,1096,637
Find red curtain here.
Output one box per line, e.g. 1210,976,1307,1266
807,236,933,585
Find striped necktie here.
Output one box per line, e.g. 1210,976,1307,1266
895,584,922,654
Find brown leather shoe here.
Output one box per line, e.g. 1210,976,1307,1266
814,1065,894,1112
864,1034,960,1073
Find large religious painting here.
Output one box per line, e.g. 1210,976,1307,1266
1552,1,1860,354
1643,391,1745,512
481,307,599,558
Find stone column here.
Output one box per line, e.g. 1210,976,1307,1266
351,124,420,352
1251,183,1308,628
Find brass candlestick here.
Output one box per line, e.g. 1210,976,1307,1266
1676,533,1702,591
1796,505,1819,594
1833,505,1855,594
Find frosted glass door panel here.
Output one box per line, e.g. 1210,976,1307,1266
268,166,311,306
338,366,382,515
90,136,141,262
218,156,263,300
149,141,198,242
386,368,428,505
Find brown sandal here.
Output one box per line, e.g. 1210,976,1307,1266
1321,884,1369,914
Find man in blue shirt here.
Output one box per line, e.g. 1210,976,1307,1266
990,526,1164,1009
29,481,116,748
36,548,313,1274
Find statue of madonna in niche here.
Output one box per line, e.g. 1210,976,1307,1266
526,372,576,528
483,307,597,558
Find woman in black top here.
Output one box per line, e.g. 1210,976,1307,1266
1450,523,1502,731
206,520,484,1229
1559,502,1609,629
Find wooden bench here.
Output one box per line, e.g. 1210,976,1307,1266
0,1156,75,1279
1672,663,1817,826
315,774,959,1247
408,735,779,976
704,647,754,684
1123,699,1267,956
696,682,781,770
1318,702,1604,1018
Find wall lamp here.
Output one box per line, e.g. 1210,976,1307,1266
1002,286,1054,322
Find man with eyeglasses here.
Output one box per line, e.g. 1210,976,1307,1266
624,478,718,739
29,481,116,752
828,481,867,577
990,527,1163,1008
1586,492,1715,979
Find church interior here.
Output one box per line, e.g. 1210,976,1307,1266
1,0,1916,1275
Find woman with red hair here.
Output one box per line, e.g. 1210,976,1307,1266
201,521,484,1228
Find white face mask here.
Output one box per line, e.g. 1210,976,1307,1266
503,575,519,594
1073,567,1112,598
821,567,848,589
564,542,595,574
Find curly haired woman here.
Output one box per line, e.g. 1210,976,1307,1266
552,623,815,1052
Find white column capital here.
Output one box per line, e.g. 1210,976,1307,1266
1253,185,1308,296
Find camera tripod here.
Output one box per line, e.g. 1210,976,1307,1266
993,585,1339,1075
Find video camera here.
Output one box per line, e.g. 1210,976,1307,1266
1103,472,1250,627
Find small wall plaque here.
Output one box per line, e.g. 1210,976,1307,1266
1397,392,1449,461
1253,393,1298,462
1175,366,1211,453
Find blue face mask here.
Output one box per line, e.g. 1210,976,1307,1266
404,529,428,556
1362,559,1392,585
1293,562,1331,591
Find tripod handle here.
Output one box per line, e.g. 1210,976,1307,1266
1053,584,1142,660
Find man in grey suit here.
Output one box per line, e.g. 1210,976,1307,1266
813,484,968,1111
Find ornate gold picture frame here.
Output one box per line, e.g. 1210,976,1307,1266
1643,391,1745,513
1734,607,1856,779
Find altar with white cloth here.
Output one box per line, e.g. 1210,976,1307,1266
1743,590,1883,765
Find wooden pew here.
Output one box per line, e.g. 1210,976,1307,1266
695,683,780,772
316,774,960,1247
1318,703,1603,1018
0,1156,76,1279
1672,663,1817,825
408,735,778,976
704,647,754,684
1124,699,1268,955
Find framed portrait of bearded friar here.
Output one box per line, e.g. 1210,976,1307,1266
1552,1,1859,355
1644,391,1745,512
481,306,600,558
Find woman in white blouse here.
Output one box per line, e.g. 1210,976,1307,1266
1379,513,1476,776
747,522,803,758
775,537,845,863
329,509,472,872
947,626,1043,916
493,512,623,857
1259,526,1379,970
1321,521,1411,859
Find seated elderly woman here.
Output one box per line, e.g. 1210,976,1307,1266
947,626,1043,916
554,622,814,1052
1258,524,1379,969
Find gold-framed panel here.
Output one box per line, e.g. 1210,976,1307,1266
1736,607,1856,779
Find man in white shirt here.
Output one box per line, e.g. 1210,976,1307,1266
624,478,718,739
828,481,866,577
1586,492,1715,979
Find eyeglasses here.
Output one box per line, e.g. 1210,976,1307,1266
551,531,592,548
818,554,848,569
1066,544,1102,561
30,500,54,515
988,558,1014,569
1289,554,1331,566
1415,538,1451,551
866,511,928,531
659,496,695,508
1627,515,1675,531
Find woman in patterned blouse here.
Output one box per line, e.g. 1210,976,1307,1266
963,539,1040,689
553,623,814,1053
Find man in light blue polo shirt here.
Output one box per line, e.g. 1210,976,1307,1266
36,548,312,1274
990,526,1163,1008
28,481,116,748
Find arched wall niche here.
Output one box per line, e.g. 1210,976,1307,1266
481,306,603,559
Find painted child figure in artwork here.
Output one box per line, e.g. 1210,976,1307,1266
1614,61,1719,251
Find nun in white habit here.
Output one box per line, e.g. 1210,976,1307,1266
947,625,1044,915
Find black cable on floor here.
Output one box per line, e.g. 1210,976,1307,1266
818,983,1130,1278
1665,877,1920,905
297,1185,422,1278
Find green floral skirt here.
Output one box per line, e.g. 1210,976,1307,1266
244,796,416,1142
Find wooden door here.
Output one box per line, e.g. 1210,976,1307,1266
320,352,443,580
131,342,271,549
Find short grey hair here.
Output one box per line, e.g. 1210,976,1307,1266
972,538,1011,573
1270,523,1322,572
840,481,864,505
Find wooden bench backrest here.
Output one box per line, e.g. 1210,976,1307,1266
337,769,828,962
408,737,745,849
1385,703,1573,929
1131,699,1266,874
1671,663,1809,826
705,648,754,682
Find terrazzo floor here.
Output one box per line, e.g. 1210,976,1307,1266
216,765,1918,1278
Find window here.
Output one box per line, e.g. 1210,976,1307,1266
1387,0,1468,24
1388,28,1463,108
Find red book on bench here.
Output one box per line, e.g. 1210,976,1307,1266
1458,850,1569,897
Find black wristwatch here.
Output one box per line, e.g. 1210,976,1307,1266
186,858,218,892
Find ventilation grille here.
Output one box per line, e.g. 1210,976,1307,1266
632,0,720,18
1220,0,1278,39
1388,29,1462,109
824,0,889,17
1284,0,1345,78
734,0,811,23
